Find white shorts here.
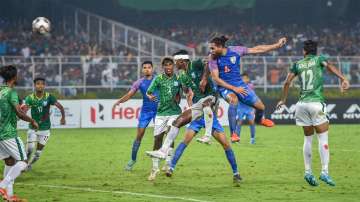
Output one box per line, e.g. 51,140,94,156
295,102,329,126
0,137,27,161
27,130,51,145
154,115,178,136
190,95,216,121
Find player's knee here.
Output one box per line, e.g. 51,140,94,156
227,95,238,105
255,101,265,111
222,141,230,150
4,157,15,166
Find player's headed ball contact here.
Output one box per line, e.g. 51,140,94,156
32,17,51,35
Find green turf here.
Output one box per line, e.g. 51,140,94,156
3,125,359,202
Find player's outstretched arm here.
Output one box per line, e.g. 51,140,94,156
113,90,137,110
277,72,296,109
54,102,66,125
14,104,39,129
247,37,287,54
324,62,350,92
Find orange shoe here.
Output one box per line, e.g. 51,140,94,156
0,188,8,200
231,133,240,143
260,118,275,127
8,195,27,202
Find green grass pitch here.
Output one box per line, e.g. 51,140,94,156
4,125,359,202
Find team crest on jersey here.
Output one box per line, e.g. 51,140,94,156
43,101,48,106
174,81,179,86
230,56,236,64
191,72,196,78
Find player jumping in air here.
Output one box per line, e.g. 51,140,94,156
0,65,39,202
208,36,287,138
277,40,349,186
146,50,216,159
112,61,158,171
146,57,182,181
23,77,66,171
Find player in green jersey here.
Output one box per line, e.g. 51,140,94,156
0,65,39,201
23,77,66,171
277,40,350,187
146,57,183,181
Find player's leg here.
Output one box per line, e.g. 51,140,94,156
226,93,241,142
26,130,37,160
28,131,50,169
247,112,256,144
212,130,242,187
0,157,15,200
196,97,216,144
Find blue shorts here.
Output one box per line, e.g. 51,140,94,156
237,103,255,121
218,83,259,106
187,115,224,134
138,110,157,128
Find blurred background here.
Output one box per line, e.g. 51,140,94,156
0,0,359,99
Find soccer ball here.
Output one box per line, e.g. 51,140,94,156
32,17,51,35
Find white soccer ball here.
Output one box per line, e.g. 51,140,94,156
32,17,51,35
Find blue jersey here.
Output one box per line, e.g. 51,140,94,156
209,46,248,86
131,76,158,112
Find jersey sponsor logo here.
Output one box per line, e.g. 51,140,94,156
343,104,360,119
230,56,236,64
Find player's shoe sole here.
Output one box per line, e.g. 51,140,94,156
319,174,336,186
148,169,160,181
233,174,242,187
304,173,319,186
260,119,275,127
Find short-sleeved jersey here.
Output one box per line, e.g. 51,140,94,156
290,55,327,102
177,59,215,103
130,76,158,112
147,73,181,116
0,85,19,140
209,46,248,86
25,92,57,131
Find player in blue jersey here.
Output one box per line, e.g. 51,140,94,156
234,73,256,144
208,36,287,131
112,61,158,171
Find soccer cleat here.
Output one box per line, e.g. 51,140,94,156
304,173,319,186
166,168,174,177
250,138,256,145
148,169,160,181
0,188,8,200
146,150,167,159
233,174,242,187
24,164,32,172
124,160,136,171
161,164,170,172
7,195,26,202
196,136,212,145
231,133,240,143
260,118,275,127
319,173,336,186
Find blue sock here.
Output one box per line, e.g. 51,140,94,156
255,109,264,123
228,104,237,135
170,142,187,170
225,148,238,175
235,123,242,138
131,140,141,161
250,125,255,139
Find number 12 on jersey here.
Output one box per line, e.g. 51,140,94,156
301,69,314,90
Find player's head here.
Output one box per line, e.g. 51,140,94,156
241,73,250,84
0,65,18,86
209,35,228,57
33,77,46,92
141,61,153,76
161,57,174,76
303,40,317,56
173,50,190,70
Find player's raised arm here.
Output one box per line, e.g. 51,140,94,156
54,101,66,125
247,37,287,54
322,61,350,92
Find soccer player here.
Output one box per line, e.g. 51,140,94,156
234,73,256,144
146,50,217,158
146,57,182,181
277,40,349,186
208,36,287,136
0,65,39,201
23,77,66,170
112,61,158,171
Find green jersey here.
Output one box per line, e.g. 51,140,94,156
0,85,19,140
25,92,57,131
290,55,327,102
177,59,214,103
147,73,181,116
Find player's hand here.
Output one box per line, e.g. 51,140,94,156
199,79,208,93
112,101,120,111
340,79,350,93
60,117,66,125
147,94,158,102
277,37,287,48
232,87,248,96
31,120,39,130
276,100,286,111
20,104,29,112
